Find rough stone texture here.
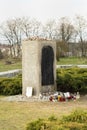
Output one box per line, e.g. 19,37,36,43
22,40,56,96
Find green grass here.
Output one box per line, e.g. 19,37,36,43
0,59,22,72
0,57,87,72
57,57,87,65
0,99,87,130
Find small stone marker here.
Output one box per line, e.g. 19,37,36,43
26,87,32,97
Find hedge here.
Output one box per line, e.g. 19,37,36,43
0,67,87,95
0,74,22,95
56,67,87,93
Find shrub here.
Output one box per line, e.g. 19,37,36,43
48,115,57,122
26,119,46,130
56,68,87,93
26,110,87,130
0,74,22,95
0,49,3,59
62,109,87,123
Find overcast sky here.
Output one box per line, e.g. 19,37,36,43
0,0,87,23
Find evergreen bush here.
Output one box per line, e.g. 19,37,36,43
0,74,22,95
56,68,87,93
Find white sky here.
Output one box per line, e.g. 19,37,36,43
0,0,87,23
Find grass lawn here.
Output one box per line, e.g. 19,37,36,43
0,59,22,72
0,57,87,72
0,98,87,130
57,57,87,65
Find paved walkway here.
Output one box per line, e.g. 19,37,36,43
57,65,87,68
0,69,22,77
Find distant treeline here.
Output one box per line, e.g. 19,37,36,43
0,15,87,58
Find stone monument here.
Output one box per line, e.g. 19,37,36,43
22,40,56,96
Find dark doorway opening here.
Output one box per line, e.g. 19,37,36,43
41,46,54,85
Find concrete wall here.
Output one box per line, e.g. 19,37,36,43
22,40,56,96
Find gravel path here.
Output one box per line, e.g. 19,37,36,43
0,94,87,102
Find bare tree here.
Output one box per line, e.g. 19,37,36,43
56,17,75,57
58,17,74,43
0,18,22,58
74,15,87,57
9,18,22,57
21,17,32,38
21,17,42,39
0,22,14,57
30,18,41,38
42,19,57,39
